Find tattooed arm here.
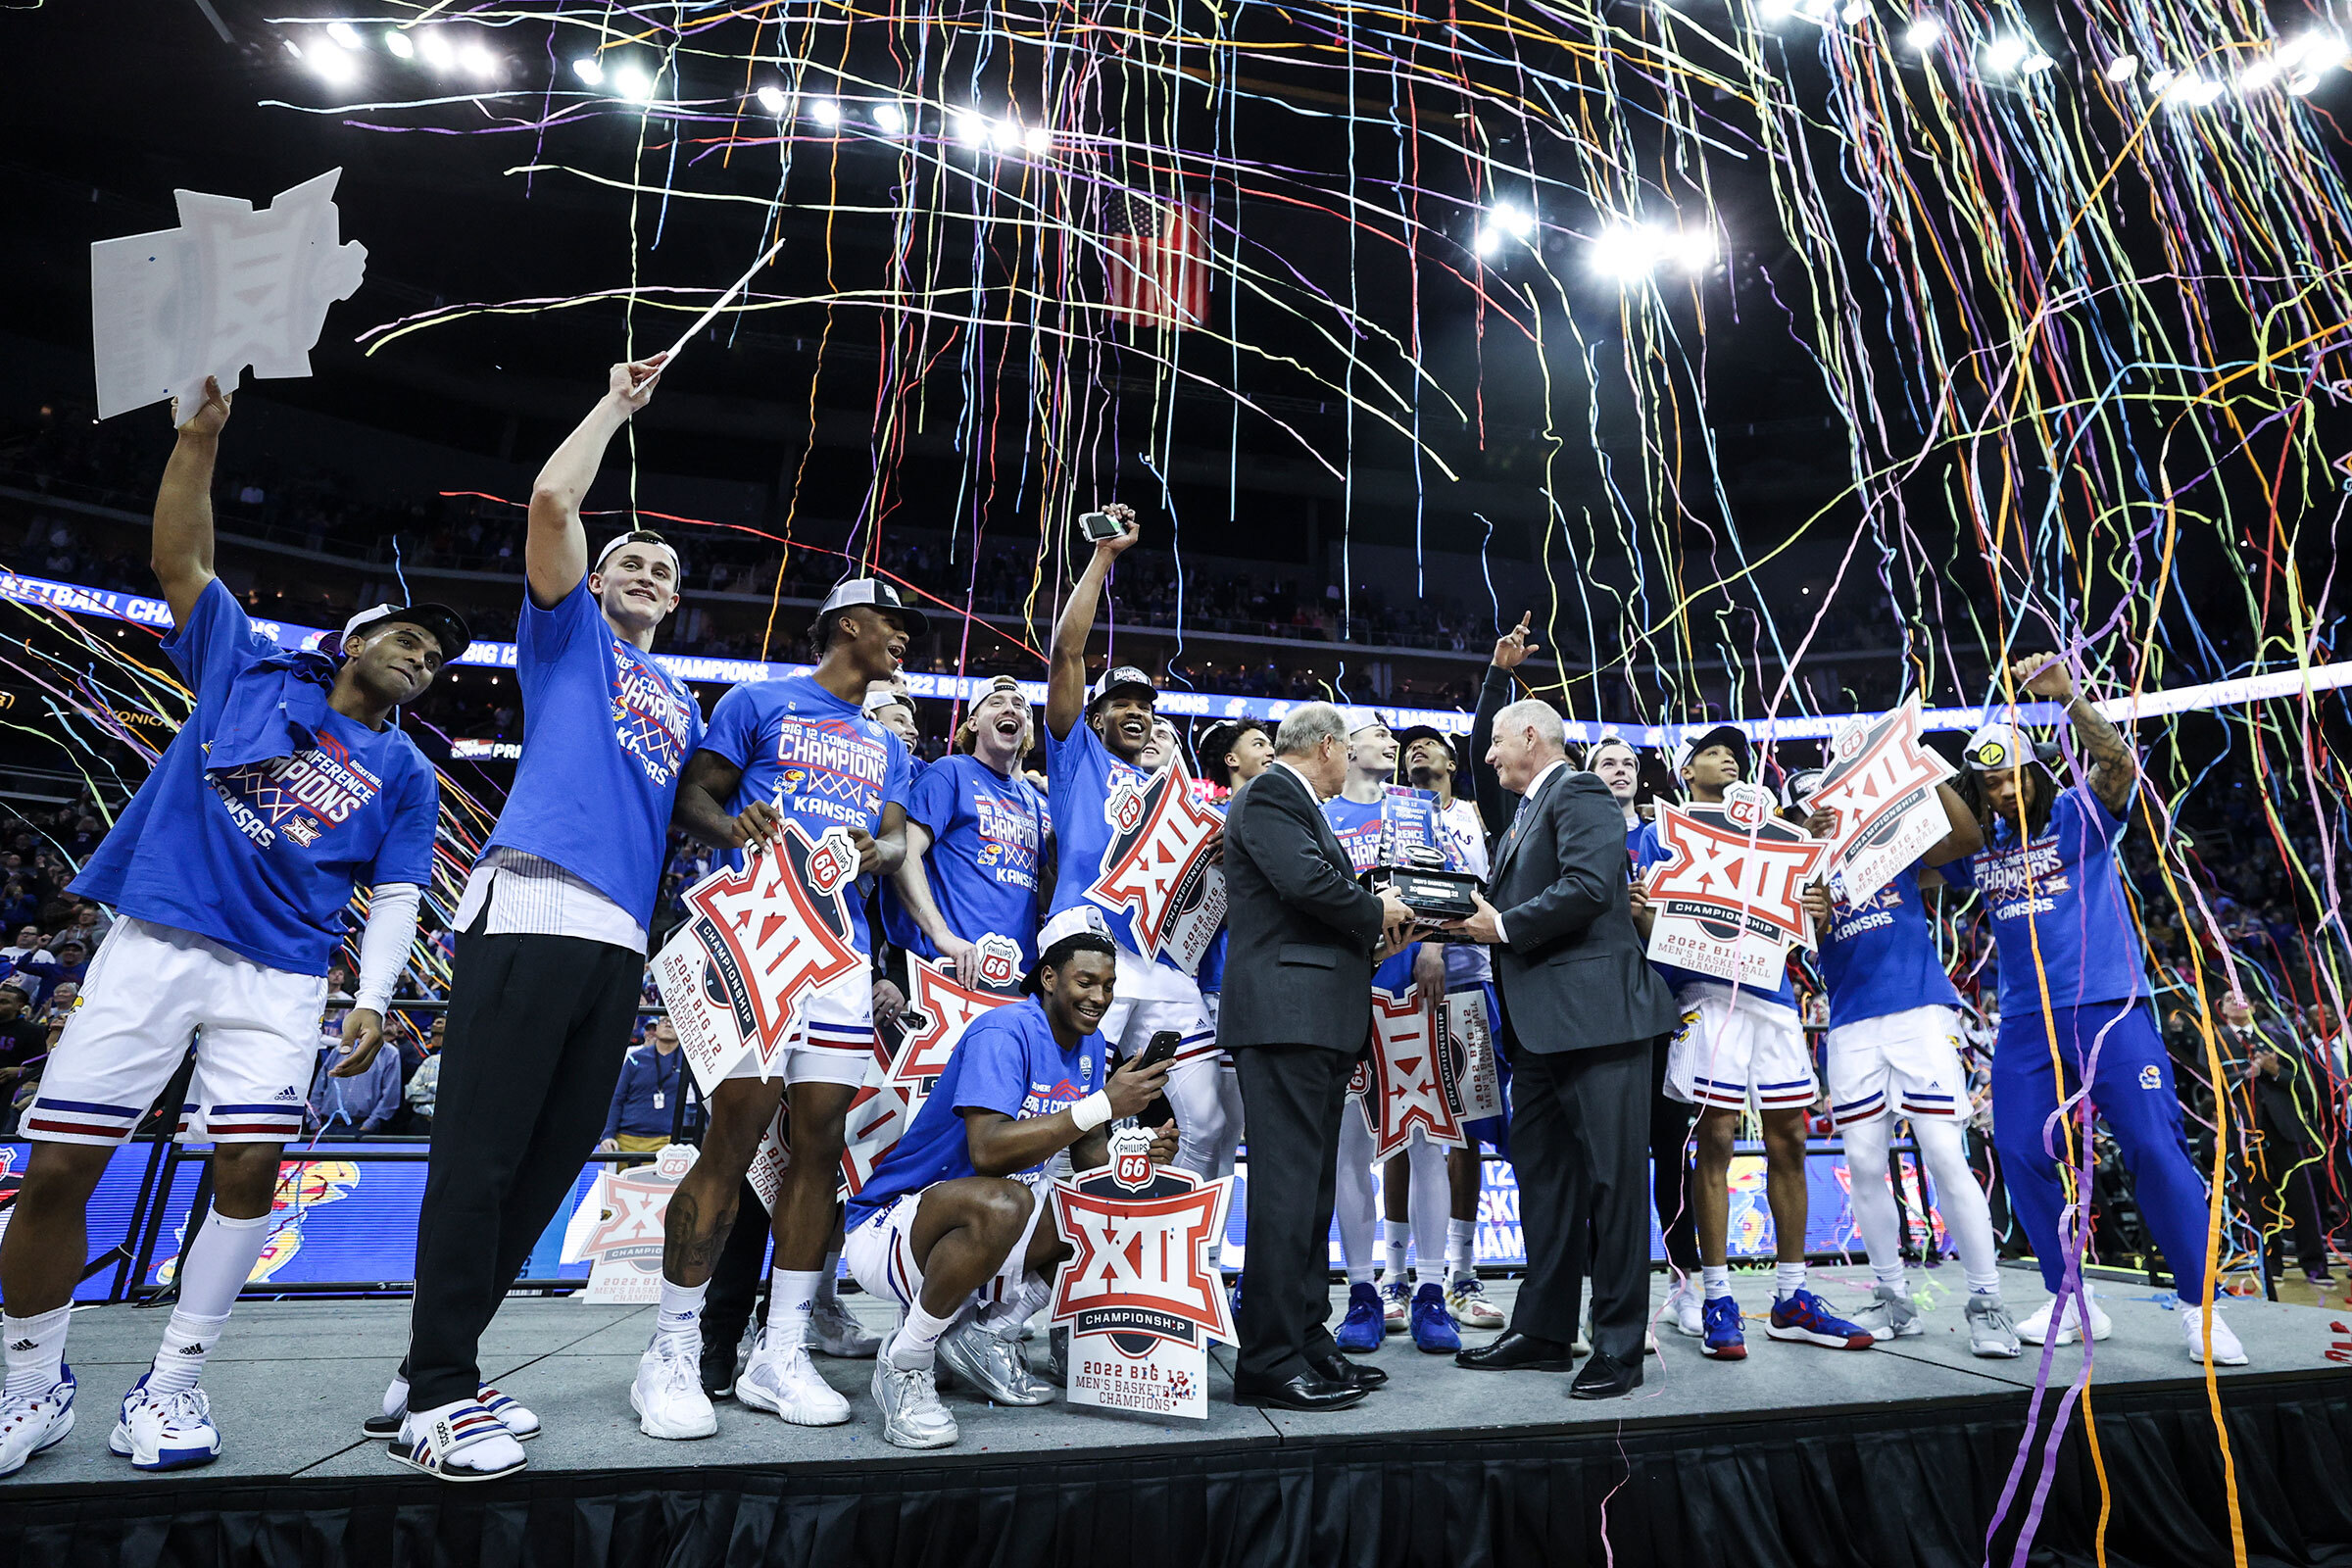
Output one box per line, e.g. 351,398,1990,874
2009,655,2136,815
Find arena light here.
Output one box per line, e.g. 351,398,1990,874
1980,35,2031,74
325,21,363,49
988,117,1021,151
2019,51,2055,74
307,40,360,84
415,28,454,69
754,84,787,115
2104,53,2138,82
1024,123,1054,154
572,56,604,86
2239,59,2281,93
953,110,987,146
459,41,498,78
2283,30,2349,74
810,97,842,127
384,28,414,59
1840,2,1871,25
1493,202,1536,241
1674,227,1719,271
612,64,653,103
872,101,907,134
1903,16,1942,50
1759,0,1795,22
1473,224,1503,258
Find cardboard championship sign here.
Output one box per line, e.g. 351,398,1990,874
653,821,865,1092
1642,784,1831,988
1440,989,1505,1125
1050,1128,1237,1420
1085,756,1226,975
560,1143,700,1304
1357,986,1467,1158
884,941,1025,1098
1807,695,1958,903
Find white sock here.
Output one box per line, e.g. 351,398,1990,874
657,1277,708,1347
146,1310,230,1396
981,1274,1051,1342
1701,1265,1732,1301
1381,1219,1411,1284
404,1396,525,1473
1841,1115,1909,1288
145,1205,271,1395
1446,1218,1476,1284
770,1268,820,1349
1776,1261,1808,1299
817,1250,842,1305
381,1375,410,1420
2,1304,71,1397
1333,1118,1377,1284
890,1302,956,1369
1406,1137,1449,1285
1346,1262,1374,1287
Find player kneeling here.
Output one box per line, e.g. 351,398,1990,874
840,907,1173,1448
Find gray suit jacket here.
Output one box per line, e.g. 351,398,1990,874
1216,764,1389,1053
1479,731,1677,1053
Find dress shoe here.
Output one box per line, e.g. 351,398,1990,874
1232,1371,1369,1412
1569,1350,1642,1399
1454,1331,1576,1372
1305,1348,1388,1390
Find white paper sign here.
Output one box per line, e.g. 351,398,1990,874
1808,696,1958,903
1642,789,1830,988
564,1144,699,1304
1085,756,1226,974
91,169,368,422
1358,986,1465,1157
885,945,1023,1098
1441,989,1504,1124
1050,1129,1237,1421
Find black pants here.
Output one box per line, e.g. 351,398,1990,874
1510,1037,1655,1360
1649,1042,1700,1274
2252,1132,2330,1278
1234,1044,1353,1385
704,1175,773,1351
405,926,644,1411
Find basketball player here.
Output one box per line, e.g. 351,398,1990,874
1630,727,1874,1360
888,675,1052,974
0,376,459,1477
630,578,920,1439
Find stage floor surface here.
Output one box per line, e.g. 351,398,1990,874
5,1264,2342,1493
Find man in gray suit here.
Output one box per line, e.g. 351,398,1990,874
1221,704,1415,1411
1446,615,1677,1398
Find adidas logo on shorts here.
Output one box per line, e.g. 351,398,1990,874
275,1087,302,1102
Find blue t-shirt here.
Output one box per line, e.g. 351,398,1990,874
74,579,439,975
1632,818,1801,1010
882,755,1052,968
1324,788,1444,992
1940,784,2148,1016
1815,865,1961,1028
846,996,1106,1228
1044,720,1183,971
481,579,703,930
700,673,913,955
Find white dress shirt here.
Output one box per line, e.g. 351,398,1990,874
1490,757,1571,947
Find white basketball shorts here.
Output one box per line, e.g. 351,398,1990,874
1661,984,1816,1114
24,916,325,1146
1824,1004,1970,1127
721,979,875,1088
1102,947,1216,1070
844,1176,1049,1310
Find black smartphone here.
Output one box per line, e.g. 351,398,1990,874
1079,510,1124,542
1134,1029,1183,1071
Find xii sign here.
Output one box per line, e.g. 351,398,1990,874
1807,696,1958,903
1642,791,1829,988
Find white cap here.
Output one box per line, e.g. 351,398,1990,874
862,681,913,717
1026,905,1113,991
819,576,931,637
595,530,681,574
1342,707,1390,737
1963,721,2038,771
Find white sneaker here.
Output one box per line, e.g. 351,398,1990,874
809,1297,881,1359
2018,1288,2112,1346
871,1331,958,1449
631,1337,717,1440
733,1326,851,1426
1966,1295,2022,1358
1380,1280,1409,1333
0,1371,76,1478
936,1321,1054,1406
1447,1278,1506,1330
1663,1281,1705,1338
109,1376,220,1470
2181,1304,2248,1367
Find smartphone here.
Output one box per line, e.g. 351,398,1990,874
1134,1029,1183,1071
1079,510,1124,542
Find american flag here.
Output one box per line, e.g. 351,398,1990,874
1104,191,1210,329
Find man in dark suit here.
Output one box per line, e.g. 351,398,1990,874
1446,614,1678,1398
1221,703,1415,1411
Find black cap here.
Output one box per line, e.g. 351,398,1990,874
1394,724,1463,771
1089,665,1157,710
1674,723,1751,779
323,603,474,663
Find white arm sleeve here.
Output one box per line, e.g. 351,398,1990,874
353,882,422,1015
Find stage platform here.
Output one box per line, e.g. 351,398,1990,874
5,1268,2349,1568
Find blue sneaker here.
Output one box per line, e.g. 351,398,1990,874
1699,1296,1747,1360
1336,1283,1385,1352
1766,1289,1875,1350
1408,1283,1460,1353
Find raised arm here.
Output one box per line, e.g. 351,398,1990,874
1467,613,1538,840
1919,780,1984,866
152,376,231,626
2008,655,2135,815
1044,503,1138,742
525,356,666,611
